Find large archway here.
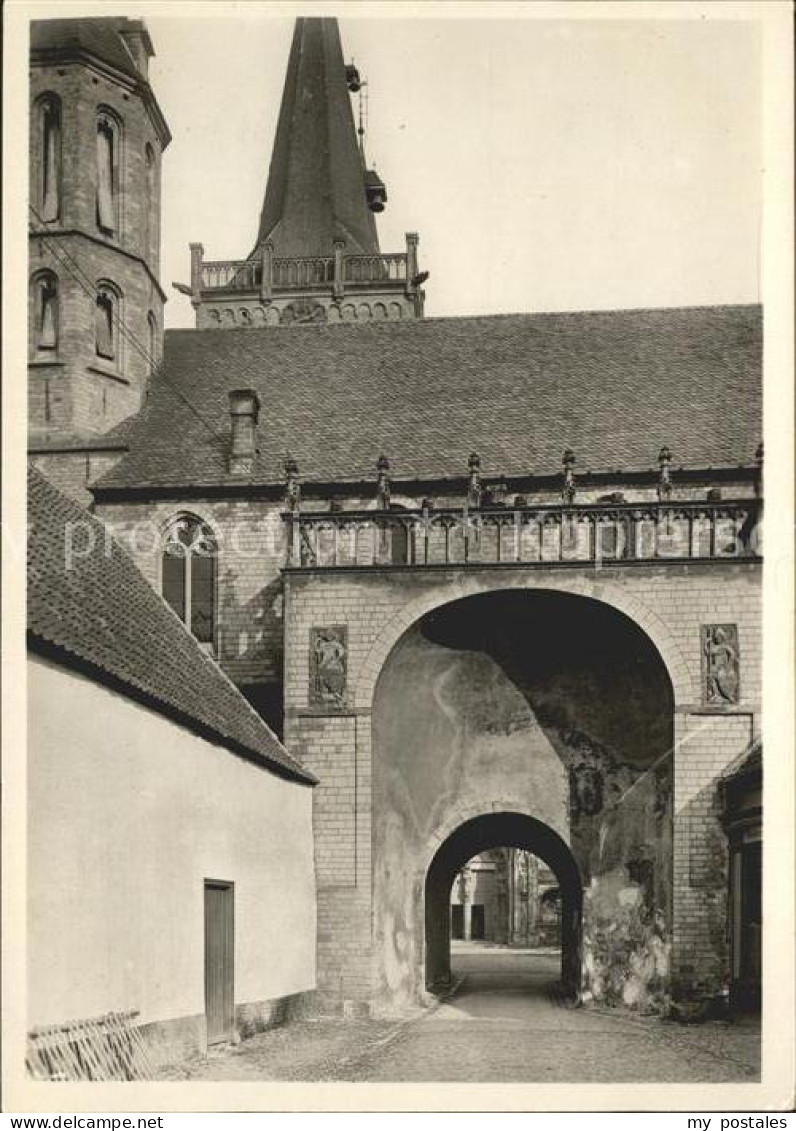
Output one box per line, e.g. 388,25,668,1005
371,587,675,1012
424,812,583,997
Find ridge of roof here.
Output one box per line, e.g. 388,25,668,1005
95,303,762,494
163,301,761,336
27,466,315,785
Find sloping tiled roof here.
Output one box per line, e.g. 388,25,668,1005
31,18,145,81
27,467,314,784
721,737,762,782
95,305,762,493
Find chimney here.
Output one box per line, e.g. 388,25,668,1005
228,389,260,476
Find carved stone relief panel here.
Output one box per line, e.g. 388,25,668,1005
701,623,740,705
309,625,348,708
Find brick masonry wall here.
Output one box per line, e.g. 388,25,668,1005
29,57,165,438
29,450,126,506
282,560,761,1009
95,497,288,691
91,485,761,1009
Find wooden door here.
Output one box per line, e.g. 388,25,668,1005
204,881,234,1044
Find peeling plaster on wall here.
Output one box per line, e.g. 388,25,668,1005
371,590,674,1012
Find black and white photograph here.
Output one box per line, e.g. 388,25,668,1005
3,0,794,1114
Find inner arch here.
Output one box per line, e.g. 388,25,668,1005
425,812,583,996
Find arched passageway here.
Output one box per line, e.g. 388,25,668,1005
372,587,674,1012
425,813,582,997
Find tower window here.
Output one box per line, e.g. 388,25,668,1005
96,113,120,234
147,310,158,373
95,283,120,363
39,96,62,223
144,143,156,261
161,516,217,646
31,271,59,353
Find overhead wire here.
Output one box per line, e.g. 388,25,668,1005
28,202,228,446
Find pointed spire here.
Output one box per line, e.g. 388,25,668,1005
253,18,380,259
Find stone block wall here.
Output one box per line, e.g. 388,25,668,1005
29,55,165,439
29,449,126,506
282,561,761,1012
91,482,761,1011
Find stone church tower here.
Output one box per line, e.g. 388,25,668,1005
28,19,170,440
184,18,427,328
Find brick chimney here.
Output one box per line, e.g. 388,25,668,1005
228,389,260,476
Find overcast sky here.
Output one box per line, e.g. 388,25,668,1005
145,8,762,329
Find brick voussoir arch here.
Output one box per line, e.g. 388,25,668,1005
354,573,696,711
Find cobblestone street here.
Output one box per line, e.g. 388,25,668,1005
168,944,761,1083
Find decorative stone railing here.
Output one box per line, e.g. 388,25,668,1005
282,500,762,570
200,259,261,290
190,236,419,305
272,257,335,288
343,254,407,284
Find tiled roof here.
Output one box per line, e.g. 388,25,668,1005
721,737,762,782
31,18,145,81
94,304,762,493
27,467,314,785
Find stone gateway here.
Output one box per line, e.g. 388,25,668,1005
26,13,762,1057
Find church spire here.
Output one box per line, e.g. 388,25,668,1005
254,18,380,259
182,17,427,329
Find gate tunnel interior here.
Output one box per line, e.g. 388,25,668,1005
372,587,675,1010
425,813,582,996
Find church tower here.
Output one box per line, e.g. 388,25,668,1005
184,18,426,329
28,18,170,440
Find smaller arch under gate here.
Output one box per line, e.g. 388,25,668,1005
424,812,583,999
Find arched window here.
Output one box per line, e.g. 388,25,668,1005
95,282,121,364
144,143,156,260
31,271,59,354
147,311,158,373
37,95,62,222
96,111,121,234
161,516,217,645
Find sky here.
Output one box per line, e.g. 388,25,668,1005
145,8,762,328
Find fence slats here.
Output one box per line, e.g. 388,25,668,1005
27,1011,156,1081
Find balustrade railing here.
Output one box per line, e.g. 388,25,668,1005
199,253,408,292
343,254,407,284
283,500,762,570
273,257,335,288
201,259,261,290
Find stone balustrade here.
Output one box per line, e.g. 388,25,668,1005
283,499,762,570
198,252,408,294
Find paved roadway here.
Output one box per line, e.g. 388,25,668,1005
341,944,761,1083
173,943,760,1083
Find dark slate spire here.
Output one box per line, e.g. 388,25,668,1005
253,18,380,258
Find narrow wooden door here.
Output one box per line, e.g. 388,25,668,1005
204,881,234,1044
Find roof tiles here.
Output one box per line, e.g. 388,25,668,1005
95,305,762,493
27,467,314,784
